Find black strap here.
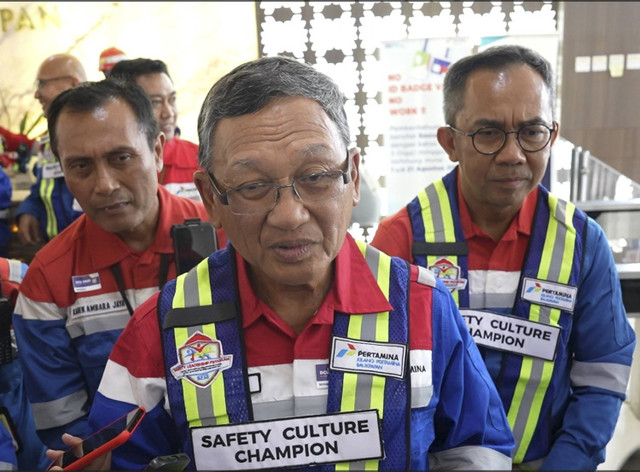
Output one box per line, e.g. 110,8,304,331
110,263,135,317
411,241,469,256
163,302,237,329
158,253,170,288
110,254,171,317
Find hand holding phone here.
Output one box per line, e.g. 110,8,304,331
47,407,145,471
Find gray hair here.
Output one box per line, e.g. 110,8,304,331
443,44,556,126
197,56,350,171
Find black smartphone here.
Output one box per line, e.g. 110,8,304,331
47,407,146,471
144,453,191,471
171,218,218,275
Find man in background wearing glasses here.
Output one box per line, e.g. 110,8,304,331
15,53,86,250
371,44,636,470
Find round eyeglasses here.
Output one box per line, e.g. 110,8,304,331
448,122,557,155
207,151,352,215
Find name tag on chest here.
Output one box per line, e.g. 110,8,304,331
42,161,64,179
460,309,561,361
191,410,383,470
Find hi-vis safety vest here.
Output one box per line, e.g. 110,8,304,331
406,169,587,464
36,139,64,240
158,242,433,470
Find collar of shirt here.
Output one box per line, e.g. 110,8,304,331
86,185,177,269
236,233,394,333
456,168,537,242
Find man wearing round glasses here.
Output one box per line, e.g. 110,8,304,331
16,53,87,250
372,44,635,470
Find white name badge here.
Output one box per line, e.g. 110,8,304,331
42,161,64,179
191,410,383,470
460,309,561,361
521,277,577,312
71,273,101,293
163,182,202,201
330,336,406,379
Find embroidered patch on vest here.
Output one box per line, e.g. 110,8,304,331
521,277,577,312
170,331,233,388
428,257,467,292
330,337,406,379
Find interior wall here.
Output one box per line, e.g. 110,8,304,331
0,2,259,145
560,1,640,184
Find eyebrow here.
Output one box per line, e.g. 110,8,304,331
471,117,550,129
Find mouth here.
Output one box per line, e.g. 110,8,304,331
99,201,129,213
270,240,315,262
492,175,528,187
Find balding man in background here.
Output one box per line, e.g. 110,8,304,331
15,53,87,250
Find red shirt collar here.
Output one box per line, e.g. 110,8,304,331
86,185,177,269
456,168,537,241
236,233,393,331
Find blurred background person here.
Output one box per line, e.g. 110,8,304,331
109,58,201,200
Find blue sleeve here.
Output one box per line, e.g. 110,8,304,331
542,219,636,470
0,360,49,470
0,169,11,209
15,169,45,223
0,423,17,469
429,280,515,461
89,393,181,469
12,274,92,450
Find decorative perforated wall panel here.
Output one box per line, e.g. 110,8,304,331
256,1,558,164
256,2,558,240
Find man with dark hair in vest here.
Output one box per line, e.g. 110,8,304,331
13,80,225,451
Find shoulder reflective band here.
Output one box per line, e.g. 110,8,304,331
416,179,460,304
509,196,577,463
172,259,230,428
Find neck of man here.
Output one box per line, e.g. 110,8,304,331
466,201,521,242
249,267,333,335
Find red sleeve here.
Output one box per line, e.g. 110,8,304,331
109,291,166,378
370,207,414,262
408,264,433,351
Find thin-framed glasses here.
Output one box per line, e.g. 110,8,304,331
35,76,72,91
207,150,352,215
448,122,558,155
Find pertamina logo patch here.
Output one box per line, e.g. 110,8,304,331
170,332,233,388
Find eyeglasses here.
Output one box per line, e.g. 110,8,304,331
35,76,72,91
207,150,352,215
448,122,557,155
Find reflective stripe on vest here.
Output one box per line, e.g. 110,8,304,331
160,244,413,470
328,240,410,471
38,151,59,240
158,247,251,459
408,172,468,307
407,170,586,463
508,194,579,463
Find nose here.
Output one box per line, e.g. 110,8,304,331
267,184,308,228
494,131,526,164
93,165,120,194
160,100,175,119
